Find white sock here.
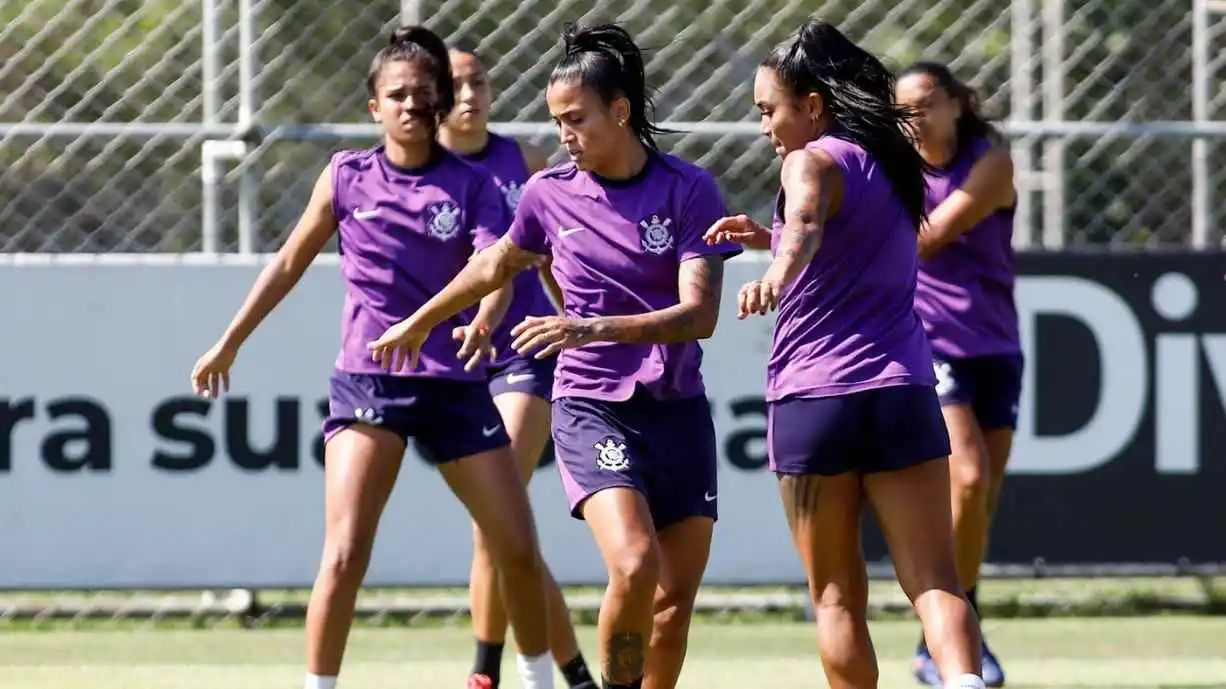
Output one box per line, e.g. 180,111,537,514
304,674,337,689
516,652,556,689
945,674,985,689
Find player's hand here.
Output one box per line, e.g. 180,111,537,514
737,279,783,319
703,214,770,248
510,316,596,359
190,342,237,399
367,318,430,372
452,323,496,372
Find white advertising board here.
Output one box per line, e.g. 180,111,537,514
0,259,797,588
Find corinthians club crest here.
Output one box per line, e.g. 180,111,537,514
594,438,630,472
427,201,462,241
501,181,524,212
639,214,674,255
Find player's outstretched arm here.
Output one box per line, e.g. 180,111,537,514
588,254,726,345
366,236,544,370
191,164,337,396
739,149,841,318
219,164,337,352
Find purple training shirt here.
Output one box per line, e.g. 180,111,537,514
914,137,1020,359
766,131,936,402
506,152,742,402
331,145,509,379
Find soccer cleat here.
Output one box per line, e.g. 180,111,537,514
913,646,943,686
467,673,495,689
980,640,1006,687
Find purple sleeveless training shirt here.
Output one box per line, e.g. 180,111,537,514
914,137,1020,359
766,131,936,402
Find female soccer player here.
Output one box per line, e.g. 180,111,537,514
705,19,985,689
439,43,595,689
368,23,742,689
189,27,556,689
895,61,1020,688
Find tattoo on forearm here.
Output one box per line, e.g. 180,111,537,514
778,474,822,534
590,257,722,344
604,631,646,683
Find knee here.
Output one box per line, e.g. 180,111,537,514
949,445,989,504
489,527,542,578
653,583,700,641
608,542,661,600
471,523,495,562
319,525,376,588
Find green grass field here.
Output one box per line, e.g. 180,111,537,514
6,617,1226,689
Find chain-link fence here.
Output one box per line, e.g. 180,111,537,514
3,0,1225,254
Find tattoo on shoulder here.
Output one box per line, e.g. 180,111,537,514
684,255,724,301
498,239,542,274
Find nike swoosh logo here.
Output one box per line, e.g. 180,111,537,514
505,373,535,385
558,227,586,237
353,209,379,220
482,425,502,437
704,492,717,502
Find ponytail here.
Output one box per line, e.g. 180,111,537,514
549,23,669,150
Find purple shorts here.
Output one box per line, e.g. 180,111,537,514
768,384,951,476
487,354,557,401
323,371,510,464
933,353,1024,430
552,391,717,529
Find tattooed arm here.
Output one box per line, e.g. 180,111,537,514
761,148,843,288
585,255,725,344
407,236,543,333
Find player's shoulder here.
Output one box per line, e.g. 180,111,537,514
437,147,502,189
330,147,380,174
649,151,716,187
521,160,579,193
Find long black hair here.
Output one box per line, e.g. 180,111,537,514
365,26,455,126
549,23,668,150
763,19,929,229
899,61,999,157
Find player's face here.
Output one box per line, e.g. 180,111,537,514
368,59,439,146
895,73,959,148
754,67,823,158
546,78,626,172
447,51,492,133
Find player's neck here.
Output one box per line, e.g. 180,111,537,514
919,140,957,168
438,127,490,157
383,138,436,170
590,141,649,182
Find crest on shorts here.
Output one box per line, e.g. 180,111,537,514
594,438,630,472
933,361,956,398
638,214,674,256
501,181,524,212
427,201,462,241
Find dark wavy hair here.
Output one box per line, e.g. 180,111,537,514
365,26,454,125
763,19,930,229
899,60,1000,157
549,23,669,150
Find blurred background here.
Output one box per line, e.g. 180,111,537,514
1,1,1225,688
